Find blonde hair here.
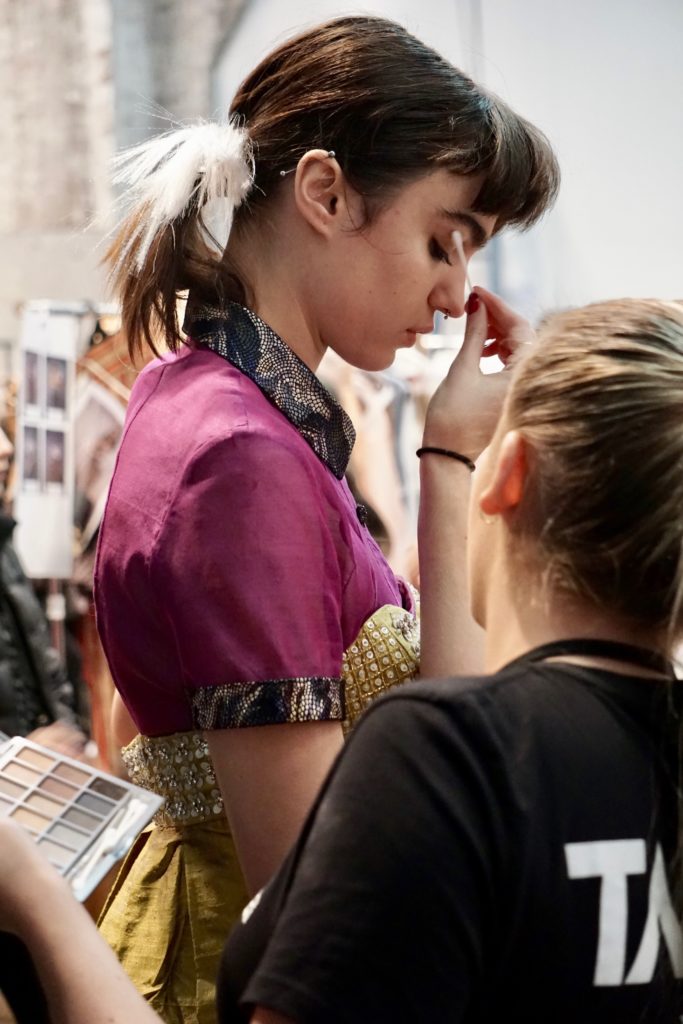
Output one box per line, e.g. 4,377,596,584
506,299,683,646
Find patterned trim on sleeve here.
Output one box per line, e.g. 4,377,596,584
191,676,345,729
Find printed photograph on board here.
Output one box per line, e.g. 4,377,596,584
22,425,40,490
46,357,67,415
23,351,41,412
45,429,65,490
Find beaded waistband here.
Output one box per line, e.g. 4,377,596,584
121,730,225,828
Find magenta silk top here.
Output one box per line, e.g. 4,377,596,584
94,302,413,737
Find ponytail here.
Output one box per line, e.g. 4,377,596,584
105,120,254,357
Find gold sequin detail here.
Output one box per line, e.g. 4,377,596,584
342,602,420,734
121,730,224,828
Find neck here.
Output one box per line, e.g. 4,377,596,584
225,221,326,372
481,561,666,676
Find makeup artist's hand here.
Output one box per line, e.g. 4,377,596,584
0,819,66,937
29,720,90,761
423,287,534,460
475,285,536,367
0,819,164,1024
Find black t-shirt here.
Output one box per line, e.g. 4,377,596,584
218,655,683,1023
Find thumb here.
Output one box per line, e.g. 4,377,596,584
455,292,488,371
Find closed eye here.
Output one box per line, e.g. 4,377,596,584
429,239,452,265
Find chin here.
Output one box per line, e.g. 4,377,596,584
351,351,396,373
366,348,397,372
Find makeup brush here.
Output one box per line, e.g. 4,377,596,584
451,230,473,294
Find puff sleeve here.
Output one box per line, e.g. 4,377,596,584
153,431,350,729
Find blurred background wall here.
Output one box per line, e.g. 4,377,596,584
0,0,246,356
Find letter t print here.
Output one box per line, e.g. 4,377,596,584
565,839,646,986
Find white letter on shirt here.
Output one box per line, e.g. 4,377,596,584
625,844,683,984
565,839,646,986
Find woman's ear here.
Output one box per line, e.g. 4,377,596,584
293,150,354,237
479,430,528,517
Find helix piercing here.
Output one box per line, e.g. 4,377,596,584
280,150,336,178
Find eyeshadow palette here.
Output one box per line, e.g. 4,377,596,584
0,736,163,901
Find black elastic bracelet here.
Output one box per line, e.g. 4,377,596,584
416,446,476,472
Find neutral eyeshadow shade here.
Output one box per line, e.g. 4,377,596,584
0,777,25,799
26,792,64,817
89,777,127,801
6,762,41,785
0,796,13,815
48,822,90,850
54,762,90,786
63,806,100,832
38,837,73,869
17,747,55,771
39,777,77,800
11,806,50,832
76,792,113,817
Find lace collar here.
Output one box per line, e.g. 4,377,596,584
184,301,355,479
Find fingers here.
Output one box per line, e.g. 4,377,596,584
472,286,535,364
455,293,489,371
474,285,535,341
472,285,525,331
29,722,88,758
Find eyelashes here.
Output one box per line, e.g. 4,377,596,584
429,238,452,265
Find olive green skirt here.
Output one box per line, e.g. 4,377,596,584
98,818,248,1024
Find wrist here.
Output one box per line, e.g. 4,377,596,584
418,454,473,492
416,446,475,472
18,871,76,947
14,863,71,940
421,433,479,460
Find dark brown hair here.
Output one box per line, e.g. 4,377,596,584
108,15,560,356
506,299,683,643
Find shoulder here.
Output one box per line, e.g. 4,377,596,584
129,347,277,429
158,418,347,552
126,349,327,482
348,663,600,771
358,662,546,726
183,425,329,495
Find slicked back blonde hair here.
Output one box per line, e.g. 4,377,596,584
506,299,683,646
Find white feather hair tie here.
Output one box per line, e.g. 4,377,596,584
111,118,254,270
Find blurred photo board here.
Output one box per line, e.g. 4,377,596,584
14,302,82,579
73,377,125,555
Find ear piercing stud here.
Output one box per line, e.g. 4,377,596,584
280,150,336,178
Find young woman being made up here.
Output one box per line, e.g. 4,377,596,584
88,15,556,1023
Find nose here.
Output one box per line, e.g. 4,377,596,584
429,262,468,320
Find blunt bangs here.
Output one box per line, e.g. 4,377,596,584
472,103,560,232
